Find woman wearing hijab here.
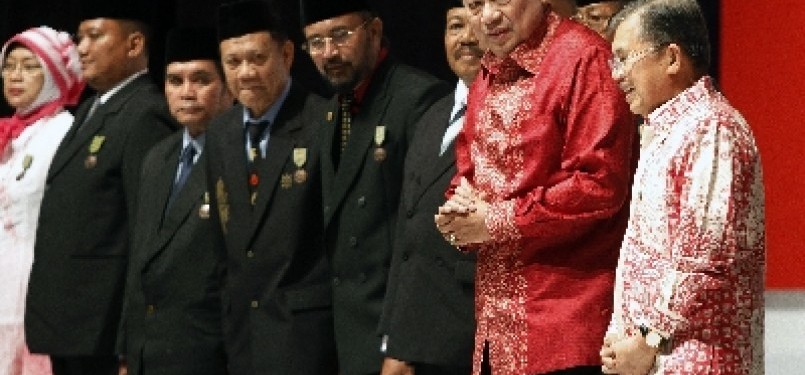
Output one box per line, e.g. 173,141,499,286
0,26,84,375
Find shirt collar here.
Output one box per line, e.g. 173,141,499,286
242,78,292,126
181,127,206,155
480,11,559,77
454,79,469,106
98,70,148,104
646,76,715,136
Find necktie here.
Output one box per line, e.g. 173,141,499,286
246,120,271,162
439,103,467,156
339,94,353,153
166,144,197,213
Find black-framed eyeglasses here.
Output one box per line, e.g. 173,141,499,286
302,18,372,55
463,0,512,16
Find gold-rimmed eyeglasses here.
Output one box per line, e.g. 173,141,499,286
463,0,512,16
609,46,658,76
302,19,372,55
1,61,43,76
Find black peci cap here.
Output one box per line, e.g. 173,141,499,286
165,27,219,65
79,0,151,24
218,0,286,41
299,0,372,26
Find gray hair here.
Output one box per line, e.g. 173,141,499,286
609,0,711,74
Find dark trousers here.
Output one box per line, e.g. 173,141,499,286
480,343,601,375
51,356,118,375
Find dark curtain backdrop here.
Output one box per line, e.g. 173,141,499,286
0,0,720,116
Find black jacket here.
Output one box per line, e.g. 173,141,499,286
26,74,177,355
319,57,450,375
124,132,226,375
205,84,337,375
380,93,476,368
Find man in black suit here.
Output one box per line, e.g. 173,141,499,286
122,27,232,375
299,1,451,374
25,3,177,375
205,1,337,374
379,1,483,374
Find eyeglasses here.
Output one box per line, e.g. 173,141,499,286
303,19,371,55
609,46,658,76
1,61,43,76
463,0,512,16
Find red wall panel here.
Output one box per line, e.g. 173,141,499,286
720,2,805,288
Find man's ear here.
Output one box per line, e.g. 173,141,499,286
127,31,146,58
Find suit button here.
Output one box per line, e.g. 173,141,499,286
406,209,414,218
349,237,358,247
357,196,366,207
358,273,367,283
436,257,445,267
146,305,155,315
402,253,409,261
250,300,259,308
246,250,255,258
333,277,341,286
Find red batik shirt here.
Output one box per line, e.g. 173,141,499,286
608,76,765,374
451,13,636,375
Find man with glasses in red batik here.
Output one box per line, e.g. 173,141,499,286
601,1,764,374
435,0,636,374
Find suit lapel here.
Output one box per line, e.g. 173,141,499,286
324,63,395,225
249,87,305,236
47,76,148,180
218,109,253,253
249,136,291,233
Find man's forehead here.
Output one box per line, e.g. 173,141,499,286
166,60,218,72
304,13,363,34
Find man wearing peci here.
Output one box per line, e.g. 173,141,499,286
379,0,484,374
206,1,337,374
122,27,232,375
299,0,450,373
25,2,177,374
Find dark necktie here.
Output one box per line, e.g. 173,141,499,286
166,144,197,213
339,94,353,153
246,120,270,203
246,120,271,162
439,103,467,156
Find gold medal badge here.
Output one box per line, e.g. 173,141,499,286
215,178,230,233
293,147,307,184
85,135,105,168
373,125,387,162
16,154,33,180
199,192,211,219
327,111,334,122
280,173,293,189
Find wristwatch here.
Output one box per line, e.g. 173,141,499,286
638,325,667,349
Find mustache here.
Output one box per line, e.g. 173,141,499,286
453,44,484,60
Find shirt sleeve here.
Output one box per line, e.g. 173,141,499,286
644,118,764,337
485,46,636,248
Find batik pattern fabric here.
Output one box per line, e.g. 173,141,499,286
608,76,765,374
452,12,636,375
